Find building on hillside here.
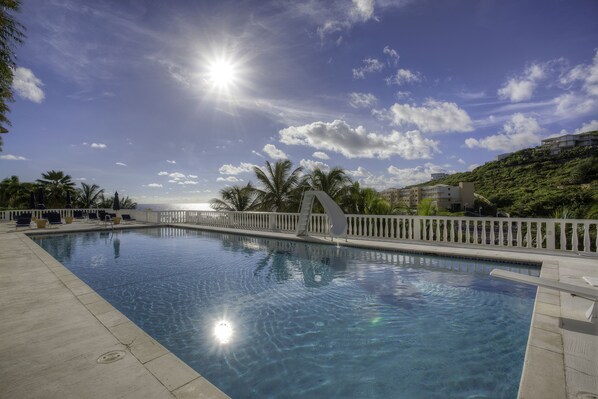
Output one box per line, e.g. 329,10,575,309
431,172,449,180
384,182,475,211
379,188,399,205
541,131,598,155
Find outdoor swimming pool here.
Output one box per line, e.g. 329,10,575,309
33,227,538,399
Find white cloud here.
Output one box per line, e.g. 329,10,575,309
90,143,107,149
12,67,45,103
168,180,178,184
352,58,384,79
312,151,330,160
498,63,548,103
188,174,198,179
168,172,186,180
252,150,264,158
217,176,240,182
0,154,27,161
457,158,466,164
346,163,453,190
468,164,480,171
383,46,399,65
182,180,198,185
147,183,163,188
387,100,473,133
386,68,422,86
350,0,375,22
348,92,377,108
166,160,176,164
115,162,127,167
75,177,86,181
575,120,598,133
263,144,288,160
315,0,379,39
553,92,598,117
158,171,168,176
219,162,258,175
559,50,598,97
279,119,440,159
300,159,330,172
465,113,543,152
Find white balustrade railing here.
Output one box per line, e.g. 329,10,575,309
0,208,115,221
2,207,596,254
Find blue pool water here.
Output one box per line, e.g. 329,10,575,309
33,227,537,399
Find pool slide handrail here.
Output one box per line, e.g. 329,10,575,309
490,269,598,323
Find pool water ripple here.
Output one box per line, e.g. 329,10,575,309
34,228,537,399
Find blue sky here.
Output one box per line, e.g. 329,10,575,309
2,0,598,203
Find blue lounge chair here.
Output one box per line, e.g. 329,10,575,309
88,212,98,222
121,214,136,223
73,210,84,219
15,215,32,229
47,212,62,225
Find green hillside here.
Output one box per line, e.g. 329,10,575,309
413,144,598,218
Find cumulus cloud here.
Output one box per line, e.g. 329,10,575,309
0,154,27,160
252,150,265,158
559,50,598,97
498,63,548,102
147,183,163,188
182,180,198,185
348,92,377,108
386,100,473,133
350,0,375,21
279,119,440,159
166,160,176,164
316,0,378,39
219,162,258,175
553,92,598,117
346,163,453,190
168,172,186,180
300,159,330,172
312,151,329,160
383,45,399,65
158,171,168,176
188,174,198,179
386,68,422,86
465,113,543,152
12,67,45,103
90,143,107,149
115,162,127,166
352,58,384,79
575,120,598,133
217,176,240,182
263,144,288,160
457,158,466,164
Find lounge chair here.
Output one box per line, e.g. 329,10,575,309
73,210,84,219
88,213,98,222
121,214,136,223
47,212,62,225
15,215,32,229
490,269,598,323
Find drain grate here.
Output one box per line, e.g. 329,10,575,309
97,350,126,364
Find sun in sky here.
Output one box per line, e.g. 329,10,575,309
205,57,241,93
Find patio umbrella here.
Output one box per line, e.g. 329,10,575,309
29,191,35,209
65,191,72,209
113,191,121,211
36,188,45,209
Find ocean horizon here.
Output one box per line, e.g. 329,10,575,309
136,203,214,211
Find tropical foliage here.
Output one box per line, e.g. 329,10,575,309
0,170,136,210
210,183,258,211
0,0,25,150
253,160,304,212
414,145,598,218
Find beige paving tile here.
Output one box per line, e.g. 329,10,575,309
173,377,231,399
519,345,566,399
86,299,117,316
529,327,564,354
77,291,103,305
145,353,200,391
95,309,130,328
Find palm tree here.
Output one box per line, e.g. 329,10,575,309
75,182,104,208
119,195,137,209
0,175,32,208
0,0,26,146
210,183,258,211
305,167,351,201
37,170,76,208
417,198,437,216
253,160,303,212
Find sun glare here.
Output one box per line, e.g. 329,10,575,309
214,320,233,344
207,60,236,88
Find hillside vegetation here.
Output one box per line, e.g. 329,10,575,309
414,145,598,218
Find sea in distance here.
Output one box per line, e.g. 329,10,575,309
136,203,214,211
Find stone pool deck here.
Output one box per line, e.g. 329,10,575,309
0,220,596,399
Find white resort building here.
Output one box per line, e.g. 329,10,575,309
380,182,475,211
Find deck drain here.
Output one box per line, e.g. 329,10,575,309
97,350,126,364
577,393,598,399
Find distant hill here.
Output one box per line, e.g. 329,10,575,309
412,145,598,218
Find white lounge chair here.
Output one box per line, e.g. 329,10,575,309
490,269,598,323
